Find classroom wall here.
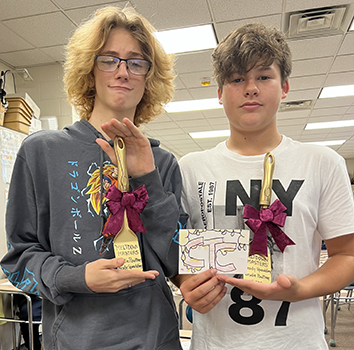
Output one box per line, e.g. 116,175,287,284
0,63,78,275
3,63,78,130
346,158,354,182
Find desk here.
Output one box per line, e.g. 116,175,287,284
0,278,41,350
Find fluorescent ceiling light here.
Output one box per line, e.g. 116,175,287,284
319,84,354,98
305,119,354,130
306,140,346,146
154,24,217,54
350,18,354,31
189,130,230,139
165,98,222,113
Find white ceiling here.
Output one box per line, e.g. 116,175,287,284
1,0,354,159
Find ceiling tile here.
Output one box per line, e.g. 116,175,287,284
3,13,77,47
324,71,354,86
151,114,173,123
214,15,282,41
210,0,282,22
179,71,216,89
181,125,213,132
174,50,214,74
331,54,354,73
289,75,326,90
0,23,34,53
147,121,178,130
327,129,354,138
40,46,66,63
338,32,354,55
169,111,206,121
278,110,311,120
189,86,218,99
161,134,193,141
0,0,59,20
285,0,351,12
310,106,350,117
291,57,333,77
205,118,229,127
0,49,54,67
314,96,354,109
346,106,354,114
54,0,121,10
175,119,209,128
308,115,343,123
132,0,211,30
284,88,320,102
287,35,342,61
202,109,226,118
278,118,308,126
65,2,130,25
173,76,187,90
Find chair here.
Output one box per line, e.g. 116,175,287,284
323,283,354,347
0,280,42,350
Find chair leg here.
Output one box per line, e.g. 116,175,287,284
329,293,337,347
178,298,184,330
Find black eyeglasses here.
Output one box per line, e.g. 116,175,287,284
95,55,151,76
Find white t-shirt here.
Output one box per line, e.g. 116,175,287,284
179,136,354,350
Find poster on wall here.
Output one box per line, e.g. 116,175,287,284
0,128,24,184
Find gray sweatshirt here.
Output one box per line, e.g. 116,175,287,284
1,120,186,350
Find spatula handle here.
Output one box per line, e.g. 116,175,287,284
259,152,275,208
114,137,129,192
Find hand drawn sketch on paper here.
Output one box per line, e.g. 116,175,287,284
179,229,249,274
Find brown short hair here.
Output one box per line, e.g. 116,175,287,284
63,6,175,126
212,23,292,89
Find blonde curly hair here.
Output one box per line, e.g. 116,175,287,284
63,6,175,126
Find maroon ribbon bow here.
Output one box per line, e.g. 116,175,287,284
102,184,149,237
243,199,295,256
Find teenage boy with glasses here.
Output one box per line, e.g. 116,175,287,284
1,6,185,350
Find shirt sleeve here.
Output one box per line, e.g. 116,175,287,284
1,150,92,305
317,156,354,239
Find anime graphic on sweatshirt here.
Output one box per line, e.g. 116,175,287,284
84,161,119,255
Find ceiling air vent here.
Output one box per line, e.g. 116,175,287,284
279,100,314,112
285,6,351,38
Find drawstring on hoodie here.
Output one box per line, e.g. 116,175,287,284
99,147,105,233
98,144,114,254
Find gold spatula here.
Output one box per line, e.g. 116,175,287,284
113,137,143,271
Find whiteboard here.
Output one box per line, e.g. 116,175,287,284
0,126,27,277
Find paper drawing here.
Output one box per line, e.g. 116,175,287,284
179,229,249,274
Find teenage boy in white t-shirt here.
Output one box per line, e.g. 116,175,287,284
173,23,354,350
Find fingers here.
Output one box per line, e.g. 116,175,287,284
276,274,292,289
180,269,227,314
85,258,160,293
221,274,298,301
101,118,147,143
96,138,116,164
101,118,136,139
116,258,125,267
115,269,158,290
121,118,144,139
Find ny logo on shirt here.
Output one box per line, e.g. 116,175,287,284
226,179,304,217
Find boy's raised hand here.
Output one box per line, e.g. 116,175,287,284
96,118,155,178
